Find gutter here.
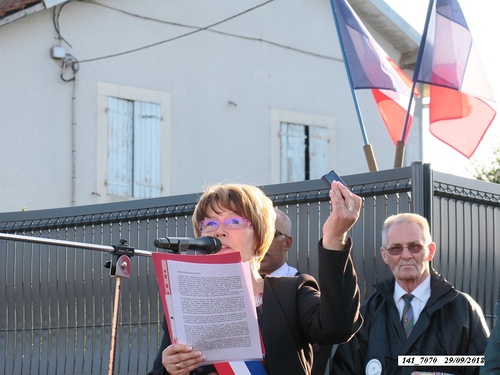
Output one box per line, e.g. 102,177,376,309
0,3,46,28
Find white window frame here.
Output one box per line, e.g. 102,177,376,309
97,82,171,201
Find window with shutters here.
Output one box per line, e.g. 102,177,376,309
270,109,335,184
280,122,328,182
97,83,171,201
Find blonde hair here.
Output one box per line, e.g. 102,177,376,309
193,183,276,261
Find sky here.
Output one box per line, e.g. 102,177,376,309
383,0,500,178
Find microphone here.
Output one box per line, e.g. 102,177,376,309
153,236,222,255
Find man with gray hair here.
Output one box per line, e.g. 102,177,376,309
329,212,489,375
259,208,299,276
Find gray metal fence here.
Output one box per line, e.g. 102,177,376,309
1,162,499,374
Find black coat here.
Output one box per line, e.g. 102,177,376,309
330,269,490,375
148,239,362,375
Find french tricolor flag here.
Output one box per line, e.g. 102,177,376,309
414,0,497,158
213,360,267,374
329,0,417,145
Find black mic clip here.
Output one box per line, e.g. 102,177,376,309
153,236,222,255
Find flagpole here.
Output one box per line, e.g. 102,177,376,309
394,82,417,168
329,0,378,172
394,0,435,168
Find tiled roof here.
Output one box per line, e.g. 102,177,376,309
0,0,42,17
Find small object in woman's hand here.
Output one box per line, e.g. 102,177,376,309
321,169,346,187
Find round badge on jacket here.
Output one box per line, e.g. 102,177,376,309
366,358,382,375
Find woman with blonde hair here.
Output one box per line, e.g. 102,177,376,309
149,181,363,375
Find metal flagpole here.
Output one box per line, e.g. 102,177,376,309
394,0,435,168
329,0,379,172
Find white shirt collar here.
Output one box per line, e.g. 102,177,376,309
394,273,431,323
269,262,298,277
394,273,431,301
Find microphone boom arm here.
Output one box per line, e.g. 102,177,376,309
0,232,152,375
0,231,219,374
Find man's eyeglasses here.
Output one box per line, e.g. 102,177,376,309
385,243,425,255
199,216,251,233
274,230,290,238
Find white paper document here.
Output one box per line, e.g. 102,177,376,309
152,251,264,363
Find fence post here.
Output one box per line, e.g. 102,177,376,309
411,162,434,226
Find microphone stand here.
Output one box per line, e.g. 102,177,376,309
0,232,181,375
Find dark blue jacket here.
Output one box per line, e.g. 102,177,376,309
330,269,489,375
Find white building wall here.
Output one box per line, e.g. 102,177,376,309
0,0,416,212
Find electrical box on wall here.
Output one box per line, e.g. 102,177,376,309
50,46,66,59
